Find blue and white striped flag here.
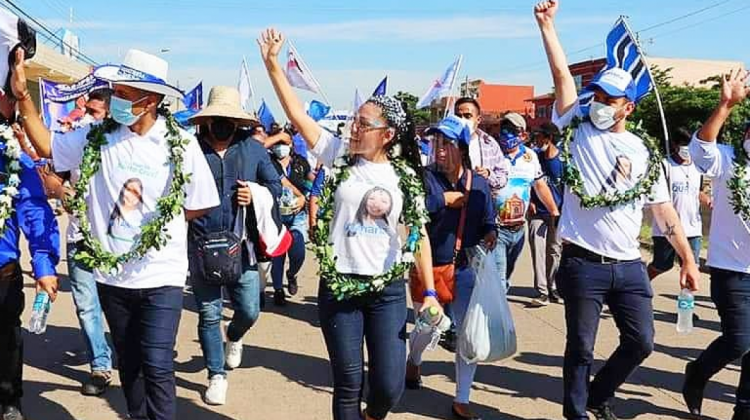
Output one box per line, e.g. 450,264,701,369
605,17,653,102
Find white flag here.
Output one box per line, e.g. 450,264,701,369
238,57,254,112
353,87,364,112
285,41,322,93
417,56,462,109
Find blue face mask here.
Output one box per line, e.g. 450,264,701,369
498,130,522,153
110,95,148,126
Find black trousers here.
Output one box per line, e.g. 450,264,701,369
0,262,24,406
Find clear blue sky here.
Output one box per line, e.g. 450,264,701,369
14,0,750,117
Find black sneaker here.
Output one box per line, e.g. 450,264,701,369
439,329,457,353
2,404,23,420
287,273,299,296
274,289,287,306
82,370,112,396
587,403,618,420
682,361,705,416
550,291,563,303
530,294,550,307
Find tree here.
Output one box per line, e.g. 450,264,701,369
631,67,750,151
394,91,432,126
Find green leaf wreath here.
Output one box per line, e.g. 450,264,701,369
66,110,192,273
560,117,664,209
0,126,23,235
312,157,428,301
728,142,750,222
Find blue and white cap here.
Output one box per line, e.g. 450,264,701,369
93,49,184,98
587,68,637,102
425,115,471,145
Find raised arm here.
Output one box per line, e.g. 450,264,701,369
535,0,577,116
697,69,749,143
10,49,52,158
258,28,322,149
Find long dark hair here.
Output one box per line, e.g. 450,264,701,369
362,97,424,180
108,178,143,235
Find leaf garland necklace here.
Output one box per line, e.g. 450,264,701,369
728,142,750,222
0,126,23,235
560,117,664,209
67,110,192,273
311,156,428,301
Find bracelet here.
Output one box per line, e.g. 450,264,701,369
16,91,31,102
422,289,438,299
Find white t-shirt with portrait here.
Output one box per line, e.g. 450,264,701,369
651,157,703,238
552,104,670,260
52,117,220,289
494,147,542,226
313,130,406,276
690,134,750,274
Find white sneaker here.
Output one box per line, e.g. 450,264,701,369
204,375,228,405
225,338,243,369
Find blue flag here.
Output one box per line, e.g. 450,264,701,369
173,109,199,127
307,100,331,122
372,76,387,96
183,82,203,110
604,18,653,102
258,100,275,131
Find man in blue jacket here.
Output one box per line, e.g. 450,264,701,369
0,92,60,420
187,86,281,406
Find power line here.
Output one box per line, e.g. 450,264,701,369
0,0,98,66
646,3,750,41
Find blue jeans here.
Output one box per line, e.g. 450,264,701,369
495,226,526,287
690,268,750,412
67,243,113,372
98,284,183,420
272,211,308,291
191,266,260,377
649,236,702,272
318,279,407,420
557,251,654,419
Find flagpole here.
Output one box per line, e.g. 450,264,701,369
443,55,464,118
242,56,258,114
288,40,333,107
620,16,670,152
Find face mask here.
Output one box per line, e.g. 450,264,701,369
540,143,550,152
678,146,691,161
209,119,237,142
464,119,477,134
272,144,291,159
498,130,522,153
589,101,621,131
110,96,148,126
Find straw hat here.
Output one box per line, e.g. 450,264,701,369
189,86,257,126
93,49,183,98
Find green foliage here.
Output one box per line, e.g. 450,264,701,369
68,113,191,273
729,143,750,222
394,91,432,125
631,67,750,149
561,117,664,209
313,157,429,301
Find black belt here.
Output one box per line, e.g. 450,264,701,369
562,243,640,265
499,223,525,232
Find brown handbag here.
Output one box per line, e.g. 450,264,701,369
410,170,472,304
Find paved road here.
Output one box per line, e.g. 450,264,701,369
17,224,736,419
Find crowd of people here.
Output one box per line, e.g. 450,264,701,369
0,1,748,420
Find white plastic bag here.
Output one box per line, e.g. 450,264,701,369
458,247,517,364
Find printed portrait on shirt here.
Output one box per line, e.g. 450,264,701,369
107,177,145,248
600,154,633,194
345,186,394,237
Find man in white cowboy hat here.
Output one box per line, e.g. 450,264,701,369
187,86,281,405
10,48,220,420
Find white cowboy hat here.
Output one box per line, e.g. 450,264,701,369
93,49,183,98
189,86,257,126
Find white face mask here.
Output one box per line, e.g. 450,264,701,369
272,144,291,159
678,146,691,161
589,101,621,131
540,143,550,152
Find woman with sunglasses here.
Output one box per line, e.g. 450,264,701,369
259,28,442,420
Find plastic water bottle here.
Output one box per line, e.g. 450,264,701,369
29,291,51,334
677,289,694,334
280,188,295,216
416,307,452,351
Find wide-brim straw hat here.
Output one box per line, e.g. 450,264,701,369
189,86,257,126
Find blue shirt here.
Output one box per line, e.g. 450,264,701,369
531,149,565,216
0,146,60,279
424,165,496,266
189,133,282,238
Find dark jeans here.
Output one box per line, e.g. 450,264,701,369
318,279,407,420
0,263,23,406
98,283,183,420
272,228,306,291
691,268,750,411
557,253,655,419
